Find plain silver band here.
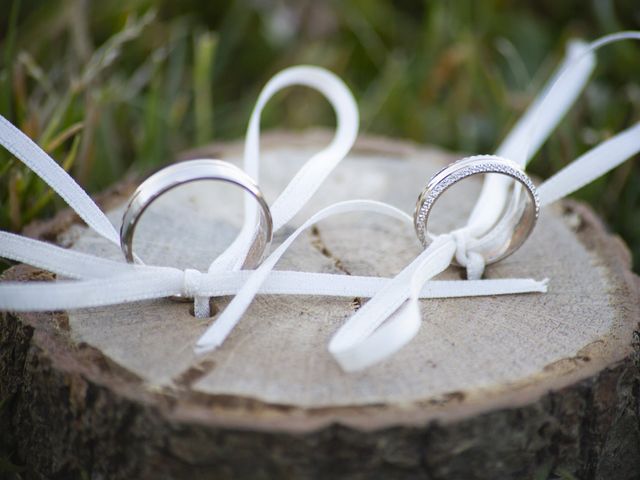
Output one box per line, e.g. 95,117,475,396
120,159,273,269
413,156,540,265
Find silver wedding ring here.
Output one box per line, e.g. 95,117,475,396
414,156,539,265
120,159,273,268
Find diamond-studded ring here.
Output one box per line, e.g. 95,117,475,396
413,155,540,265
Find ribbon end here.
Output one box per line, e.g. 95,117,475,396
194,341,219,356
194,320,231,356
539,278,550,292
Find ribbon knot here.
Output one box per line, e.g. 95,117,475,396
451,229,486,280
183,269,212,319
183,268,203,298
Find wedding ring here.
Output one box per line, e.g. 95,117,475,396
414,156,539,265
120,159,273,268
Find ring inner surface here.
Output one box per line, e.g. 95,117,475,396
129,180,256,271
422,175,484,237
420,169,536,265
465,181,536,263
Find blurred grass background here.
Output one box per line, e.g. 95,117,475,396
0,0,639,271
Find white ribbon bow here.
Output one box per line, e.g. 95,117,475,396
1,33,639,373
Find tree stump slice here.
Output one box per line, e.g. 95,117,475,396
1,131,639,480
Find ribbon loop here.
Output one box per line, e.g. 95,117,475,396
208,66,359,275
452,229,486,281
451,228,486,280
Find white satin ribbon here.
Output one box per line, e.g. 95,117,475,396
321,31,640,371
190,36,598,368
1,33,638,373
0,116,120,245
0,68,542,312
202,66,360,316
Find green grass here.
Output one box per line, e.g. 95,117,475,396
0,0,639,270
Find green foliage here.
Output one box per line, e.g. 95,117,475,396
0,0,639,268
553,467,580,480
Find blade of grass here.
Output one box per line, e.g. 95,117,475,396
554,467,579,480
532,459,553,480
139,73,164,170
193,31,218,145
38,90,75,146
24,133,81,223
8,169,24,230
0,158,16,180
18,51,55,95
0,0,21,118
23,98,78,204
45,121,84,152
78,9,156,90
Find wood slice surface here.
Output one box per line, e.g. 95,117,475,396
1,130,639,480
